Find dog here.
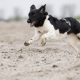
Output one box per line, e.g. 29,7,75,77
24,4,80,53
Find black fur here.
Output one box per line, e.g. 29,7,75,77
48,15,80,34
27,4,80,35
27,4,48,27
65,17,80,34
30,5,36,11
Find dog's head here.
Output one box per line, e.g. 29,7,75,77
27,4,48,27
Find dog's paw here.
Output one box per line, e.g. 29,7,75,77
24,42,30,46
41,37,46,46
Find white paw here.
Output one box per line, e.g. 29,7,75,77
40,36,46,46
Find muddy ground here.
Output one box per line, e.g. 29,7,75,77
0,21,80,80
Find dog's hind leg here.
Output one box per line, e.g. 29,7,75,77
67,33,80,53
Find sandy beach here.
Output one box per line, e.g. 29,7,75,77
0,21,80,80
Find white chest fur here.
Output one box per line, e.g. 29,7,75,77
34,16,65,40
35,16,56,34
33,16,58,40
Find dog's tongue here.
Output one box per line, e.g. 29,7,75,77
30,21,36,27
30,24,33,27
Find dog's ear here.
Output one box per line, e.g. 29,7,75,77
39,4,46,13
30,5,36,11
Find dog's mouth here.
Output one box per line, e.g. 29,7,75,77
30,21,36,27
27,19,36,26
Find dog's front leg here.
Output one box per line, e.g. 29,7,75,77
40,34,47,46
24,30,41,46
40,30,56,46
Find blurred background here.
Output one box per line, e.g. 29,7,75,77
0,0,80,21
0,1,80,80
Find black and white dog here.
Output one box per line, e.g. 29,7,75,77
24,4,80,53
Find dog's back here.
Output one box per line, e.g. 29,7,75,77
64,17,80,34
48,15,80,35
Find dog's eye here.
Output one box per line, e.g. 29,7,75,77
32,12,35,15
29,12,35,16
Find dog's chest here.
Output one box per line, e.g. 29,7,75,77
36,26,48,34
36,18,54,34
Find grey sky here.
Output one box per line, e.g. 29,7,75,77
0,0,80,19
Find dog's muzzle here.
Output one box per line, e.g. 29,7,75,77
27,19,33,27
27,19,36,27
27,19,31,23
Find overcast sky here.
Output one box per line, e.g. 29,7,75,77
0,0,80,19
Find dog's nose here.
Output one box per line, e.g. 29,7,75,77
27,19,31,23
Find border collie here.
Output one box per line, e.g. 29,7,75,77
24,4,80,53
